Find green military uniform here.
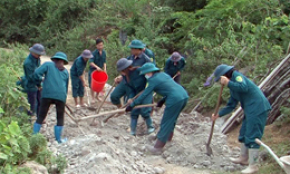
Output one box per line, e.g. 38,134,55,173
23,54,42,91
131,72,188,143
34,62,69,103
144,48,155,65
23,53,42,116
70,56,88,98
88,49,106,87
110,52,151,104
164,57,186,77
218,71,271,148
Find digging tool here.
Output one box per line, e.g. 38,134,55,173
90,82,116,126
78,104,156,122
205,85,224,156
102,90,144,123
85,86,96,110
65,109,86,136
65,104,75,116
255,138,290,174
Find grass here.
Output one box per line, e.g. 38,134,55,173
214,117,290,174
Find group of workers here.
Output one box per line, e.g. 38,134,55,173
20,37,271,174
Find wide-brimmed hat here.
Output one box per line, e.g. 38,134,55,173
138,62,160,75
81,49,93,58
117,58,133,71
170,52,182,62
51,52,69,65
214,64,234,82
29,43,46,55
128,40,145,49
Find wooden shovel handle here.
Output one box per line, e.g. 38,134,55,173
207,85,224,145
79,104,156,122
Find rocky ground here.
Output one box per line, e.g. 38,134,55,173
38,57,245,174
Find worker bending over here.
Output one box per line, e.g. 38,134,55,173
126,63,188,155
212,64,271,174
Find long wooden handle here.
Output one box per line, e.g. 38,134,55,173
96,82,116,114
79,104,156,121
207,85,224,145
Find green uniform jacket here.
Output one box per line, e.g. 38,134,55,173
144,48,155,65
33,62,69,103
70,56,87,77
219,71,271,117
89,49,106,71
164,57,186,77
131,72,189,107
23,54,42,92
126,53,152,98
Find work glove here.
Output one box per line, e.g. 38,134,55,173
125,106,133,112
157,99,165,108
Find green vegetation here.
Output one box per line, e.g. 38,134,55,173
0,48,66,174
1,0,290,110
0,0,290,172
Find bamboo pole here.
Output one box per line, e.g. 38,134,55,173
78,104,156,122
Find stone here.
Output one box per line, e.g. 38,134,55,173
153,167,165,174
202,160,211,166
21,161,48,174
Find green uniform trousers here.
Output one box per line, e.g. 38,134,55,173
71,75,84,98
157,98,188,143
238,111,269,149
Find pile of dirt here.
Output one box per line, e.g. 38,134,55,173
40,101,244,174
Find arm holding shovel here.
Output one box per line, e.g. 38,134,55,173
212,76,238,121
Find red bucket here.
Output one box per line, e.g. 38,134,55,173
91,71,108,92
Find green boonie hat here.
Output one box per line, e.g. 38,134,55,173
139,62,160,75
214,64,234,82
128,39,145,49
51,52,69,65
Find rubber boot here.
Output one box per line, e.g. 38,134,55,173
230,143,249,165
145,117,155,134
33,123,42,134
130,119,137,136
241,149,259,174
146,139,166,155
54,126,67,144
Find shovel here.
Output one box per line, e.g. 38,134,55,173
102,90,144,123
90,82,116,126
77,104,156,122
205,85,224,156
255,138,290,174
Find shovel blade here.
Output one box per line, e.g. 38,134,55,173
205,144,213,156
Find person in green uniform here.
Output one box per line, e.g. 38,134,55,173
88,38,107,103
23,43,46,117
212,64,271,174
111,39,152,107
70,50,93,107
32,52,69,144
164,52,186,84
126,63,188,155
113,58,154,136
142,42,155,65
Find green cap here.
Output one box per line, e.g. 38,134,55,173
214,64,234,82
128,39,145,49
139,62,160,75
51,52,69,65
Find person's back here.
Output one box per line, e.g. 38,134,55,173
70,56,86,77
148,72,188,105
35,62,69,102
228,71,271,116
